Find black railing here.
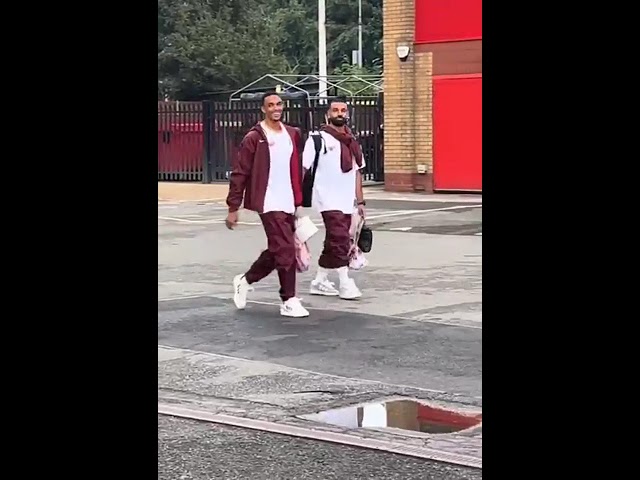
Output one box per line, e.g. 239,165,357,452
158,96,384,183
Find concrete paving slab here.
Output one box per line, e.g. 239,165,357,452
158,415,482,480
158,218,482,326
158,346,481,464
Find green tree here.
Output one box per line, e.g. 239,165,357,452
158,0,383,99
158,0,290,99
325,0,382,71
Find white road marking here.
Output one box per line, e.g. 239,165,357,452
158,294,214,302
158,198,226,204
365,195,482,204
158,216,223,224
158,204,481,225
365,204,481,221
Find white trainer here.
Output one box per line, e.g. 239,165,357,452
309,278,339,296
339,278,362,300
233,274,250,309
280,297,309,317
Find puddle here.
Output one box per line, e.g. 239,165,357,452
300,399,481,434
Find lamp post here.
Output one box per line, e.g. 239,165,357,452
318,0,328,100
358,0,363,67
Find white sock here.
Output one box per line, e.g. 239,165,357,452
337,266,350,285
315,267,329,282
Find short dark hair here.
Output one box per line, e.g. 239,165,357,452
261,91,280,106
328,96,348,109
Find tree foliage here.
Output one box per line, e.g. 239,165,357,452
158,0,383,99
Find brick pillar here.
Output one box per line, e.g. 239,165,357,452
383,0,434,192
412,51,434,191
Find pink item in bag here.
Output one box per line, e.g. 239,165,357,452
349,246,368,270
295,236,311,273
348,209,368,270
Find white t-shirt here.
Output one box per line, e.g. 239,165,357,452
262,122,295,214
302,131,365,214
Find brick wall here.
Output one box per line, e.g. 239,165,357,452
383,0,434,192
412,51,433,191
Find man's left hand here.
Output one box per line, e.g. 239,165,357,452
357,204,366,219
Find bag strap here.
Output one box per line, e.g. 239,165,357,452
310,132,325,175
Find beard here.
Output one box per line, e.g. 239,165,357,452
328,116,346,126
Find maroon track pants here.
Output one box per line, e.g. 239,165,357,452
244,211,296,301
318,211,353,269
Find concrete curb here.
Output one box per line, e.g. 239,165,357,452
158,182,482,204
158,182,228,202
158,402,482,469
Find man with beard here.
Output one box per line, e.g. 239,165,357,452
225,92,309,317
302,97,365,300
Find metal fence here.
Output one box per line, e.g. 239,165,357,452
158,96,384,183
158,101,204,181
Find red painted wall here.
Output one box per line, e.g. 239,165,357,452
415,0,482,44
433,75,482,191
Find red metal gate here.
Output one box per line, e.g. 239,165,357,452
158,102,204,181
433,75,482,192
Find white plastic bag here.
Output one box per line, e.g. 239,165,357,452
348,209,368,270
349,248,368,270
295,215,318,243
295,236,312,273
294,215,316,273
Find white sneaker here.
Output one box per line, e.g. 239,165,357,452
309,278,339,296
339,278,362,300
233,274,250,309
280,297,309,317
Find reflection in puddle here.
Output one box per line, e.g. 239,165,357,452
300,399,481,434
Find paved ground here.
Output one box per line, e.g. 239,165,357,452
158,198,482,323
159,299,481,395
158,189,482,477
159,195,482,237
159,415,482,480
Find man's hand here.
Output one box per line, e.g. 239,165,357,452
294,206,305,218
225,211,239,230
357,204,366,219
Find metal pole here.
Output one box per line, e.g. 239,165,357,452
318,0,328,101
358,0,363,67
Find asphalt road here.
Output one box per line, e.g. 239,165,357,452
158,415,482,480
158,194,482,476
158,297,482,398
